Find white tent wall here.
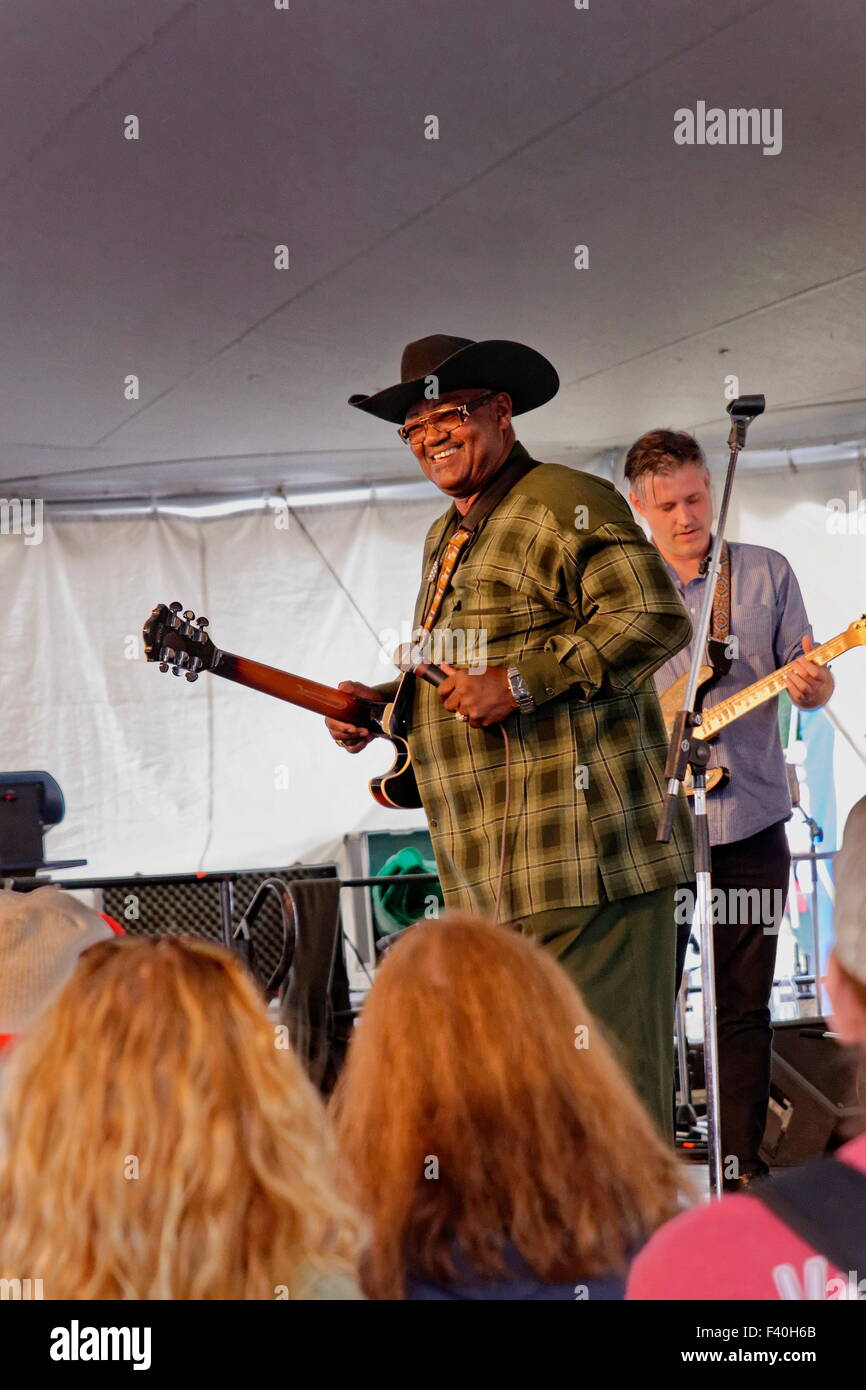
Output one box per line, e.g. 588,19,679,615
1,497,444,879
726,460,866,831
2,468,863,880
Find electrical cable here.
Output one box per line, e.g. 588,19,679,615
493,724,512,926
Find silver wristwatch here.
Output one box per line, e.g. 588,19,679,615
506,666,535,714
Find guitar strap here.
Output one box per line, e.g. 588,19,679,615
418,526,474,635
710,540,731,642
750,1155,866,1281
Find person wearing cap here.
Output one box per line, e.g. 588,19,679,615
324,335,694,1137
0,886,122,1051
627,794,866,1300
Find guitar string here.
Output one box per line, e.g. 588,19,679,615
706,634,846,730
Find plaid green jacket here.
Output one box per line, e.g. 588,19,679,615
383,442,694,918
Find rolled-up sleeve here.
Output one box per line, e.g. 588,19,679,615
519,522,692,707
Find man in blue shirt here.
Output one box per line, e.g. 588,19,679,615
625,429,834,1189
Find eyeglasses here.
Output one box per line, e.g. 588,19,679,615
397,392,497,446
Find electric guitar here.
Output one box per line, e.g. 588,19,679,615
142,602,422,809
659,616,866,795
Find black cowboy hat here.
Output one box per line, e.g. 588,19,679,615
348,334,559,424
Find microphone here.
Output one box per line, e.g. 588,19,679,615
726,394,766,420
393,643,447,687
726,393,765,448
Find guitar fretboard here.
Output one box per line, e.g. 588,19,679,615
700,631,852,738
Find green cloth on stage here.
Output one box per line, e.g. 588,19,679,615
517,885,676,1139
372,846,444,935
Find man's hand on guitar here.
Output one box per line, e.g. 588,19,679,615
325,681,380,753
785,634,834,710
434,663,518,729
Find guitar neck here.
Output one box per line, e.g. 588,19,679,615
700,631,849,737
210,649,381,726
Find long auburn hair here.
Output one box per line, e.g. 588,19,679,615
332,913,686,1300
0,935,361,1299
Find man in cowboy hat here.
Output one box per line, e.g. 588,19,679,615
325,334,694,1136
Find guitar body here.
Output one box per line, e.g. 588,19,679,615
657,612,866,799
682,765,729,798
661,663,729,798
368,731,421,809
658,664,716,730
368,674,423,809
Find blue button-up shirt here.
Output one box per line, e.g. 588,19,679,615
653,540,811,847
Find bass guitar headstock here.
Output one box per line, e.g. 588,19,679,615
848,615,866,646
142,602,215,682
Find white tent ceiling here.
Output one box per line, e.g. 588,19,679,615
3,0,866,505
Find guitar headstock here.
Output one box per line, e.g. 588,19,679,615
142,602,215,681
849,615,866,646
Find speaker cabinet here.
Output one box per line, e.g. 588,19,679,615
33,863,338,996
761,1019,865,1166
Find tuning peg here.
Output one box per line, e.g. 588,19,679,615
171,666,182,676
158,662,169,673
169,601,182,613
185,672,198,683
183,609,195,622
196,616,209,629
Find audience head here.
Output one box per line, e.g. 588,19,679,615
828,795,866,1047
0,935,360,1299
332,913,684,1299
0,886,115,1048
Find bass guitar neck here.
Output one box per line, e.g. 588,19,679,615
210,649,384,726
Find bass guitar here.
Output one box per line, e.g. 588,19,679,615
142,601,422,809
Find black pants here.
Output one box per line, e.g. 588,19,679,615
676,820,790,1175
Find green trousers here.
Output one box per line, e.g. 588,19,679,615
516,886,676,1140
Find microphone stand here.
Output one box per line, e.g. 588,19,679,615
796,803,825,1017
657,394,765,1198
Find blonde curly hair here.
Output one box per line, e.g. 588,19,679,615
0,935,361,1299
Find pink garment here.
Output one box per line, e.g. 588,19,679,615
627,1131,866,1301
